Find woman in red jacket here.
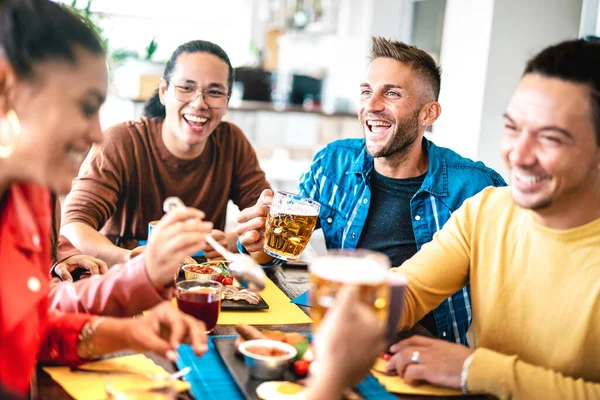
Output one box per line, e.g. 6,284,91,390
0,0,210,396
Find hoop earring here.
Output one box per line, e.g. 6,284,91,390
0,110,21,159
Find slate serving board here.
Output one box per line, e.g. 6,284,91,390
221,296,270,311
213,337,297,400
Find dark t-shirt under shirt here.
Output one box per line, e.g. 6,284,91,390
358,170,438,337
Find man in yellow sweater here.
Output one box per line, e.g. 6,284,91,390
385,39,600,399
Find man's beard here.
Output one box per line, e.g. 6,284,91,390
366,108,421,159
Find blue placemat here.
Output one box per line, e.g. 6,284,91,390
291,290,311,306
177,336,395,399
177,336,243,400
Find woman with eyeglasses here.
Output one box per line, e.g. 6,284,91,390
61,40,270,268
0,1,209,396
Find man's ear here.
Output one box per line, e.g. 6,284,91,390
419,101,442,128
0,58,18,116
158,78,168,106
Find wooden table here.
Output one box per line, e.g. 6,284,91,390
37,265,493,399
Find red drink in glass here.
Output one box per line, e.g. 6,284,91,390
176,280,223,333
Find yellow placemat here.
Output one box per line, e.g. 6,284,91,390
172,277,312,325
43,354,190,400
370,358,462,396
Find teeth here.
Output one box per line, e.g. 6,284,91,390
184,114,207,123
515,172,547,184
367,120,391,127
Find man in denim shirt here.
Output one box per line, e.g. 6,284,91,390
236,37,505,345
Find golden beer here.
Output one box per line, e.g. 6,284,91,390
263,191,320,261
309,251,391,329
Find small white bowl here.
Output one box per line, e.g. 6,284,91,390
238,339,297,380
182,264,221,282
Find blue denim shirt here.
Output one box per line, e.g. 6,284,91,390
298,137,506,345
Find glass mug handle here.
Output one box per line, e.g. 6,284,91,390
386,274,408,344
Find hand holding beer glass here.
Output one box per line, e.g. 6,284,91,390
309,250,407,342
263,191,320,261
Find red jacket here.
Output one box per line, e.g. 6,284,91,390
0,184,93,395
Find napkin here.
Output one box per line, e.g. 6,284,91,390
370,357,462,396
43,354,190,400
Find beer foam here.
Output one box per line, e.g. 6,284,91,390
273,203,319,216
309,256,389,284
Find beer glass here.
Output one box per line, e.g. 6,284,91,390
263,191,320,261
309,250,407,341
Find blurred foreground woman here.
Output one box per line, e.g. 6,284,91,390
0,0,208,396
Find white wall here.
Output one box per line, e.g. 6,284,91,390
432,0,496,160
433,0,582,178
478,0,582,176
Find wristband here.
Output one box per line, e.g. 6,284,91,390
77,317,105,359
460,352,476,395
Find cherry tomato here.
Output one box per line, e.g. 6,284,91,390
215,275,225,283
294,359,310,377
222,276,233,286
380,352,392,361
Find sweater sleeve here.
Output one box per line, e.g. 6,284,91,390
228,123,271,210
38,310,92,365
390,194,473,329
61,123,132,230
468,348,600,400
48,254,164,316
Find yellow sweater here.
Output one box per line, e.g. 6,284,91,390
393,186,600,399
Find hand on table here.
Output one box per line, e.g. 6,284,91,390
121,301,208,360
145,207,213,288
203,229,227,260
236,189,273,253
385,335,475,388
54,254,108,282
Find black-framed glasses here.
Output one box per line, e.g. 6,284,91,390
167,80,230,109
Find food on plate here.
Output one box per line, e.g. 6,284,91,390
186,264,219,274
235,324,311,362
216,275,234,286
256,381,305,400
223,285,261,305
246,346,291,357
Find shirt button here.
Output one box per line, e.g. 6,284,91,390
326,217,333,223
28,277,41,293
414,215,421,221
351,233,356,238
32,234,40,247
363,199,368,204
442,331,447,337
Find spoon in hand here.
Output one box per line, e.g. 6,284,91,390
162,197,266,291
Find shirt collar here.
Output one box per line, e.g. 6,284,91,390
350,137,449,197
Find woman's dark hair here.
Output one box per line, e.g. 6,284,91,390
0,0,105,78
143,40,234,119
524,39,600,145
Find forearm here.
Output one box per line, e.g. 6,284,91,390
305,373,346,400
82,317,130,357
61,222,130,266
468,348,600,399
49,255,165,316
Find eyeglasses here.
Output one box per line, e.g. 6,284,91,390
167,81,229,109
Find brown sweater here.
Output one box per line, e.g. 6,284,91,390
62,117,269,247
